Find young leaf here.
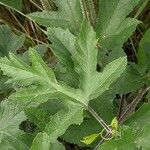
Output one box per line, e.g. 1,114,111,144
28,0,84,34
81,132,100,145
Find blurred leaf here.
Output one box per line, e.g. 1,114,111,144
0,0,23,11
0,25,25,57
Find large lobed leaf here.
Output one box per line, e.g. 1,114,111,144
0,21,127,149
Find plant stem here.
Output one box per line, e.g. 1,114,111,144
95,86,150,149
0,2,46,35
30,0,44,11
87,105,112,134
134,0,149,19
118,85,150,124
117,94,127,119
81,0,97,28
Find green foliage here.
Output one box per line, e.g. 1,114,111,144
0,0,149,150
28,0,84,34
97,0,141,50
137,29,150,74
99,126,137,150
0,22,126,149
0,99,29,150
0,25,25,57
0,0,23,11
30,132,51,150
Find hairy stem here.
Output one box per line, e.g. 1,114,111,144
87,105,112,134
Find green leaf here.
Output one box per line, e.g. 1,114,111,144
30,132,50,150
0,25,25,57
73,21,127,100
73,20,98,95
47,27,75,68
0,47,84,146
125,102,150,130
125,103,150,149
47,27,79,88
114,65,144,94
97,0,141,38
135,123,150,150
0,73,12,92
28,0,84,34
0,0,23,11
99,126,136,150
44,105,83,142
0,48,84,104
0,99,29,150
89,56,127,100
50,141,65,150
0,21,128,148
30,132,65,150
25,108,51,131
81,132,100,145
62,90,115,147
137,29,150,73
96,0,141,56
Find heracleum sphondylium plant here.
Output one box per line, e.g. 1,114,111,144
0,20,126,149
0,0,150,150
